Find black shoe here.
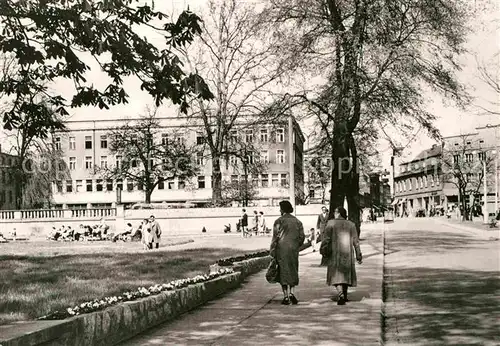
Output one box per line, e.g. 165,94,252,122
337,293,346,305
281,297,291,305
289,294,298,305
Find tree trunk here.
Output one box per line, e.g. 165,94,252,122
145,189,152,204
328,123,350,220
212,156,222,205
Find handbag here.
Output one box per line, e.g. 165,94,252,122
265,258,280,283
320,236,332,258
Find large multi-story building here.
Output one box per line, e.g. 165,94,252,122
50,114,305,209
0,145,18,210
393,123,500,217
441,123,499,215
393,144,444,217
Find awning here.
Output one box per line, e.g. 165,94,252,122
391,199,399,206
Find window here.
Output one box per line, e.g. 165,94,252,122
96,179,103,191
272,174,279,187
100,156,108,168
261,174,269,187
161,133,169,146
75,180,83,192
85,156,92,169
478,152,486,161
466,141,471,145
466,173,474,180
57,181,63,193
69,136,76,150
231,175,238,183
66,180,73,193
276,128,285,142
131,159,137,168
281,173,287,187
69,157,76,170
252,176,259,187
479,139,484,144
168,181,175,189
115,155,122,169
196,152,204,165
175,136,186,146
86,180,93,192
246,152,254,165
127,180,134,191
198,176,205,189
245,129,253,143
229,155,237,166
100,135,107,149
465,153,473,162
276,150,285,164
158,179,165,190
260,129,268,142
54,136,61,150
453,154,460,164
424,176,427,188
309,189,315,198
230,130,238,142
196,132,204,145
85,136,92,149
116,179,123,190
138,182,143,190
430,175,434,187
260,150,269,163
408,179,412,191
178,180,185,189
106,179,113,191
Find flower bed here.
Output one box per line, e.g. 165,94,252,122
216,250,270,266
38,268,234,321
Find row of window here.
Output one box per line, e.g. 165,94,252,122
54,128,287,151
396,174,439,193
54,174,290,193
65,149,288,171
452,152,487,164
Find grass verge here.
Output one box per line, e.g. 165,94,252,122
0,243,244,325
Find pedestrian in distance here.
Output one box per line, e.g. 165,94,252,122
320,207,362,305
149,215,162,249
258,211,266,235
317,206,329,266
141,218,152,250
241,209,249,238
270,200,305,305
253,210,259,236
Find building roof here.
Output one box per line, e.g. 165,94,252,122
403,144,442,164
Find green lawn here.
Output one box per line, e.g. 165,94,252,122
0,240,247,324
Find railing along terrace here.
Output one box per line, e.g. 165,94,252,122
71,208,116,218
0,210,15,220
21,209,64,219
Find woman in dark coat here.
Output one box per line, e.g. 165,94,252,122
321,207,362,305
317,206,329,266
270,200,305,305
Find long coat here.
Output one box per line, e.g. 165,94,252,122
322,217,362,287
317,212,329,265
270,214,305,286
150,220,162,245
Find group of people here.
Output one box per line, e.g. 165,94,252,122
239,209,268,237
47,219,110,241
110,215,163,250
269,201,362,306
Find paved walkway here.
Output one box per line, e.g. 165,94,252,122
121,230,384,346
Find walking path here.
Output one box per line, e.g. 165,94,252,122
120,229,384,346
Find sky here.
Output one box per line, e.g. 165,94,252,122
1,0,499,170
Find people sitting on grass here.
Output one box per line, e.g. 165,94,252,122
112,223,134,242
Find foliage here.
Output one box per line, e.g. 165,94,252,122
99,106,198,203
181,0,290,204
263,0,472,233
304,151,331,204
0,0,213,132
217,250,270,266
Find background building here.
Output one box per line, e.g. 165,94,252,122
441,124,499,216
0,145,17,210
393,144,444,217
51,115,304,209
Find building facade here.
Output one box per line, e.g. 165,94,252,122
441,124,499,215
51,115,305,209
393,144,444,217
0,146,18,210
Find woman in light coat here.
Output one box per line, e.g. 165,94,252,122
321,207,362,305
258,211,266,235
141,219,152,250
270,201,305,305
